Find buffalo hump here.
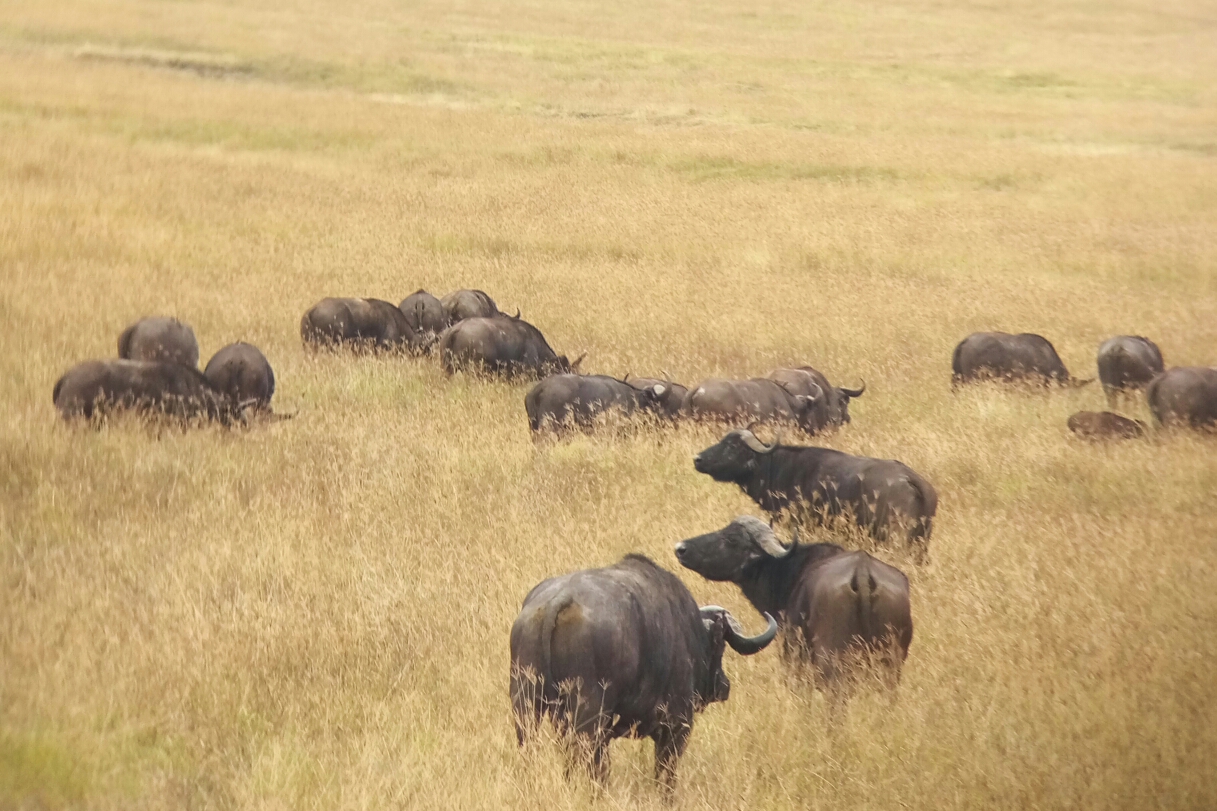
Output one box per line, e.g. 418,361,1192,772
117,317,199,368
440,289,498,323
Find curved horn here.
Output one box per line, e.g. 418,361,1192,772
750,521,791,558
662,369,674,384
571,352,587,371
739,428,776,454
839,380,866,398
513,308,521,319
721,610,779,655
623,372,631,384
805,381,824,405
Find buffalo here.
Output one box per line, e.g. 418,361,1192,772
439,315,582,379
767,367,865,430
693,429,937,561
118,317,199,368
1097,336,1165,405
440,289,499,323
952,332,1090,387
524,374,669,434
683,377,826,435
624,375,688,420
1146,367,1217,430
1067,411,1146,440
54,359,241,425
300,297,424,353
203,343,276,414
510,553,777,790
398,289,448,344
676,516,912,712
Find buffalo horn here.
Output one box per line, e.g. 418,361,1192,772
738,427,779,454
703,608,778,655
572,352,587,371
806,381,824,404
839,380,866,398
752,522,791,558
513,308,521,319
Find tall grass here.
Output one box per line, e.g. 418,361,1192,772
2,0,1216,807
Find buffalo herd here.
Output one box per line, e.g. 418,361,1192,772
50,293,1216,796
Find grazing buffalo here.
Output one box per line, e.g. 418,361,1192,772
439,315,582,379
1097,336,1164,404
952,332,1090,387
1067,411,1146,440
683,377,826,435
1146,367,1217,430
118,317,199,368
767,367,865,430
440,289,499,324
398,289,448,344
693,429,937,561
624,376,689,420
300,297,424,353
676,516,912,711
54,359,240,425
524,374,668,434
510,554,777,790
203,343,275,413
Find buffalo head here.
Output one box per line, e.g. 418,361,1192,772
693,428,779,482
676,516,790,581
834,380,865,424
697,606,778,705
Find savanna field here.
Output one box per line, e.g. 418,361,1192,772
2,0,1217,807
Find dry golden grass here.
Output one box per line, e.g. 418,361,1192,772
2,0,1216,807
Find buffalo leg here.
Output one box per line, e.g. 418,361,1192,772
653,723,690,793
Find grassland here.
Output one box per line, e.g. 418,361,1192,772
2,0,1216,808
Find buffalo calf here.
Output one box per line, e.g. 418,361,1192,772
1067,411,1145,440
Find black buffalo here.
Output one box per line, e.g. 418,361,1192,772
767,367,865,430
203,343,275,414
510,554,777,790
1146,367,1217,430
54,359,240,425
1067,411,1146,440
693,429,937,561
398,289,448,344
1096,336,1164,404
952,332,1090,387
683,377,826,435
300,297,424,353
524,374,669,434
676,516,912,712
440,289,499,323
118,317,199,368
439,315,582,379
624,375,688,420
